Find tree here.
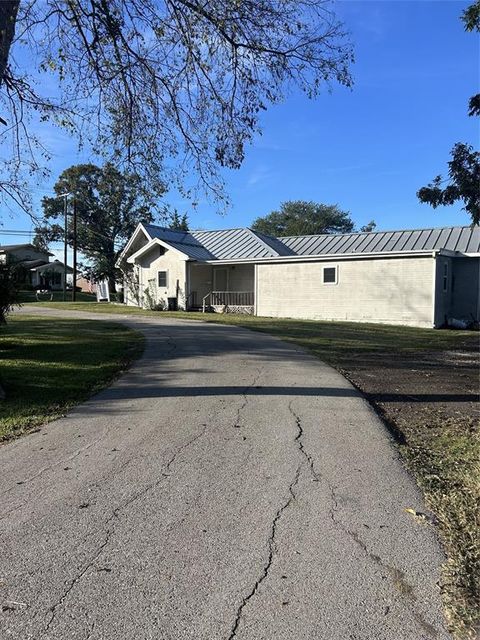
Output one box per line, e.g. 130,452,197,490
417,144,479,224
168,211,189,231
251,201,355,237
417,2,480,225
0,262,19,324
360,220,377,233
35,163,159,292
0,1,353,213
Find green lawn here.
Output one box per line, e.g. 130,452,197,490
23,298,477,353
17,290,98,303
0,315,144,441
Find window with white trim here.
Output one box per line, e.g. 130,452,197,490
158,271,168,288
323,266,337,284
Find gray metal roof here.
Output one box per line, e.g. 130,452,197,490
281,225,480,257
141,224,480,262
0,243,53,255
191,228,282,259
143,225,290,260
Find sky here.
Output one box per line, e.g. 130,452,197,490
0,0,478,260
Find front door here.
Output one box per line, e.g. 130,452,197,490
214,268,228,291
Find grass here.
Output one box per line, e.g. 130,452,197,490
17,301,480,637
17,290,98,303
22,298,477,353
0,315,144,441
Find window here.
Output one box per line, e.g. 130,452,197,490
323,266,337,284
442,263,448,292
158,271,168,288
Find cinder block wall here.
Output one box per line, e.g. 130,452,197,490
256,256,434,327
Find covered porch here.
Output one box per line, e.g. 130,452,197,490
187,263,255,313
29,260,73,291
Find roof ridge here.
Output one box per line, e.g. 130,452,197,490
191,227,248,235
247,228,281,257
279,224,477,240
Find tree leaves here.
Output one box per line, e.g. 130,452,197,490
35,163,162,282
251,201,355,236
417,144,480,224
1,0,353,212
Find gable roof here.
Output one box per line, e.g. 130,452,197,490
0,243,54,256
124,223,480,265
142,224,295,260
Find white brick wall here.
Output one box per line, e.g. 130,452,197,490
256,256,435,327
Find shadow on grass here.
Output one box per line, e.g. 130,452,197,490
0,317,143,440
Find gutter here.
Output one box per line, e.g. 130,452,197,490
202,249,441,266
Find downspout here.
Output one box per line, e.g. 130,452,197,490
184,260,190,311
254,263,258,316
431,251,438,328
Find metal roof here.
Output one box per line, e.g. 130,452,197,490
191,228,282,259
143,225,290,260
140,224,480,262
281,226,480,257
143,224,214,260
0,243,53,255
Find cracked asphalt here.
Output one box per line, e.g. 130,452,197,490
1,308,450,639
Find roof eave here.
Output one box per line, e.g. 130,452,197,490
204,249,440,265
116,223,152,265
125,237,190,264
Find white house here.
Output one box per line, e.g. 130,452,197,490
117,224,480,328
0,243,73,290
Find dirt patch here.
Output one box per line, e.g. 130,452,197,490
337,338,480,640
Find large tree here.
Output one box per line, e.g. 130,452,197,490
35,163,158,291
0,1,353,213
251,201,355,237
417,1,480,225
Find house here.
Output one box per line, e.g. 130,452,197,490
0,243,73,290
76,276,97,294
117,224,480,328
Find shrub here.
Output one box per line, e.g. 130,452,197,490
0,264,20,324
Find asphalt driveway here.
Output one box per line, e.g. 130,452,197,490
1,308,450,639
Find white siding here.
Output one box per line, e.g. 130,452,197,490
225,264,254,291
256,256,435,327
189,264,213,307
137,246,187,309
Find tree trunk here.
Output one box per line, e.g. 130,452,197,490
0,1,19,88
108,274,116,296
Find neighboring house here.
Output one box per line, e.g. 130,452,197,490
117,224,480,328
77,276,97,294
0,243,73,290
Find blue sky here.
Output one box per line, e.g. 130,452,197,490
1,0,478,257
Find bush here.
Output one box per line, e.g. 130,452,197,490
0,264,20,323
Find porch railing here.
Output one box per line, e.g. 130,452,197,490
202,290,254,312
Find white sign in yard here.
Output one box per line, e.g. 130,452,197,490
96,279,110,302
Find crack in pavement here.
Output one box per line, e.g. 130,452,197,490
326,483,440,638
227,463,302,640
233,364,263,430
288,401,320,483
41,422,208,636
226,398,319,639
1,429,112,502
292,400,439,639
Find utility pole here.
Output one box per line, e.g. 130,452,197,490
72,197,77,302
57,192,70,301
